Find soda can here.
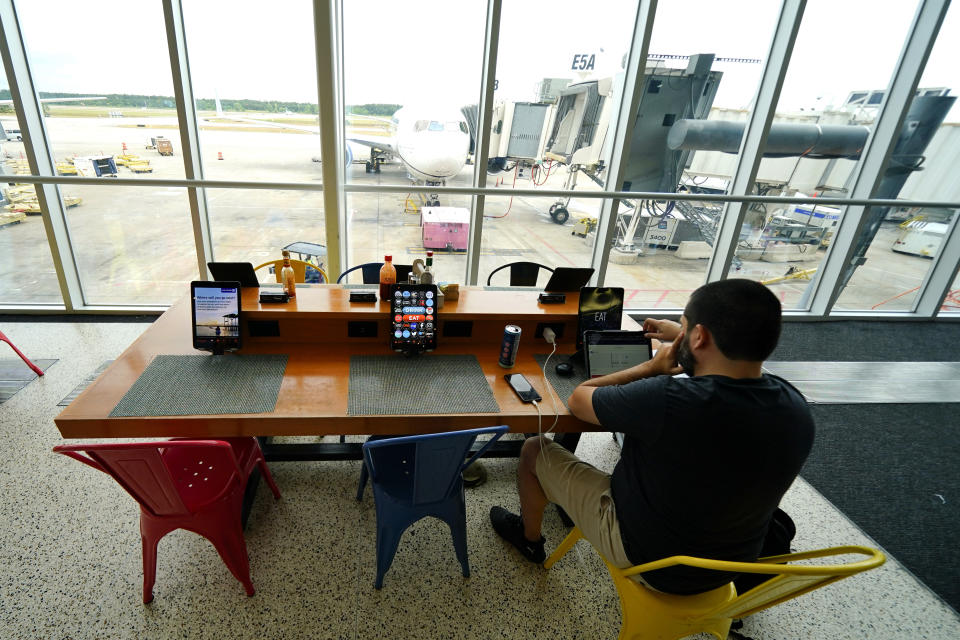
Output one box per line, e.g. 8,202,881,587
498,325,522,368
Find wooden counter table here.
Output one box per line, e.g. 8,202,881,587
55,286,636,457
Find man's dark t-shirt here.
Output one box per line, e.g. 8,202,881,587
592,374,814,594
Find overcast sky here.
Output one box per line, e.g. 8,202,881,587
6,0,958,120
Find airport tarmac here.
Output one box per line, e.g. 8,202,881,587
0,113,948,312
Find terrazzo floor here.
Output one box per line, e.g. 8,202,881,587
1,320,958,639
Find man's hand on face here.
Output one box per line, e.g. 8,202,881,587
650,329,685,377
643,318,682,342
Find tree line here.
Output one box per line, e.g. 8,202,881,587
0,90,400,116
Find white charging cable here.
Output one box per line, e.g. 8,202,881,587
540,328,561,435
536,328,563,469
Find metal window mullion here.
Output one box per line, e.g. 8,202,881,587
914,208,960,315
314,0,344,279
705,0,806,283
162,0,213,278
590,0,657,286
0,0,83,309
1,172,959,209
465,0,502,286
807,0,950,316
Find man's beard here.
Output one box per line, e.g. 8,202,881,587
677,333,696,376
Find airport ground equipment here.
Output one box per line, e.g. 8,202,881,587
0,210,25,228
72,155,117,177
572,216,597,238
4,184,80,214
281,241,327,277
155,138,173,156
892,219,947,258
421,206,469,251
56,161,77,175
761,266,819,286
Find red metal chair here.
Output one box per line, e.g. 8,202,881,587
53,437,281,603
0,328,44,376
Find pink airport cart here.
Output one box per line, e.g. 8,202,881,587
421,207,470,251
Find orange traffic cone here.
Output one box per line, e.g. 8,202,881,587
217,151,224,160
122,142,128,152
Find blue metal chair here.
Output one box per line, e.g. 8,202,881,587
360,425,508,589
336,262,382,284
336,262,414,285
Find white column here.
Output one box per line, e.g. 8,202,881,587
314,0,346,279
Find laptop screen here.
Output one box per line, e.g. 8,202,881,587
585,330,652,378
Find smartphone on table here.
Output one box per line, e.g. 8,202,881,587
504,374,542,403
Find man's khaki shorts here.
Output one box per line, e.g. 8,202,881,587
533,438,634,571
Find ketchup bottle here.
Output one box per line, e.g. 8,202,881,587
379,255,396,301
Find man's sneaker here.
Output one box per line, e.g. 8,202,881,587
462,460,488,488
490,506,546,563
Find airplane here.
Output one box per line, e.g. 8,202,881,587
210,97,471,204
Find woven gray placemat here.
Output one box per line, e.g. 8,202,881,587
110,354,288,417
534,353,589,408
348,355,499,415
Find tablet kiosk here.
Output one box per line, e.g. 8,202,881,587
390,283,437,354
191,281,242,355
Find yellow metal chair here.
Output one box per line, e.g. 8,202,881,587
544,527,885,640
254,259,328,284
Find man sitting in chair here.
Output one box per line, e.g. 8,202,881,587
490,279,815,594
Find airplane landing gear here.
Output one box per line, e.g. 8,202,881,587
549,204,569,225
365,149,384,174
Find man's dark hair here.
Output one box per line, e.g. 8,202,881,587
684,279,782,361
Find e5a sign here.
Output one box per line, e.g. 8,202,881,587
571,54,596,71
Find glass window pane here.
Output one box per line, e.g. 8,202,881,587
344,192,472,286
0,187,64,304
206,189,327,282
342,1,484,188
0,56,62,304
834,207,955,312
64,185,196,305
607,196,729,309
479,196,593,289
612,1,779,310
16,1,185,180
940,267,960,315
897,3,958,204
182,2,321,182
731,0,919,307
